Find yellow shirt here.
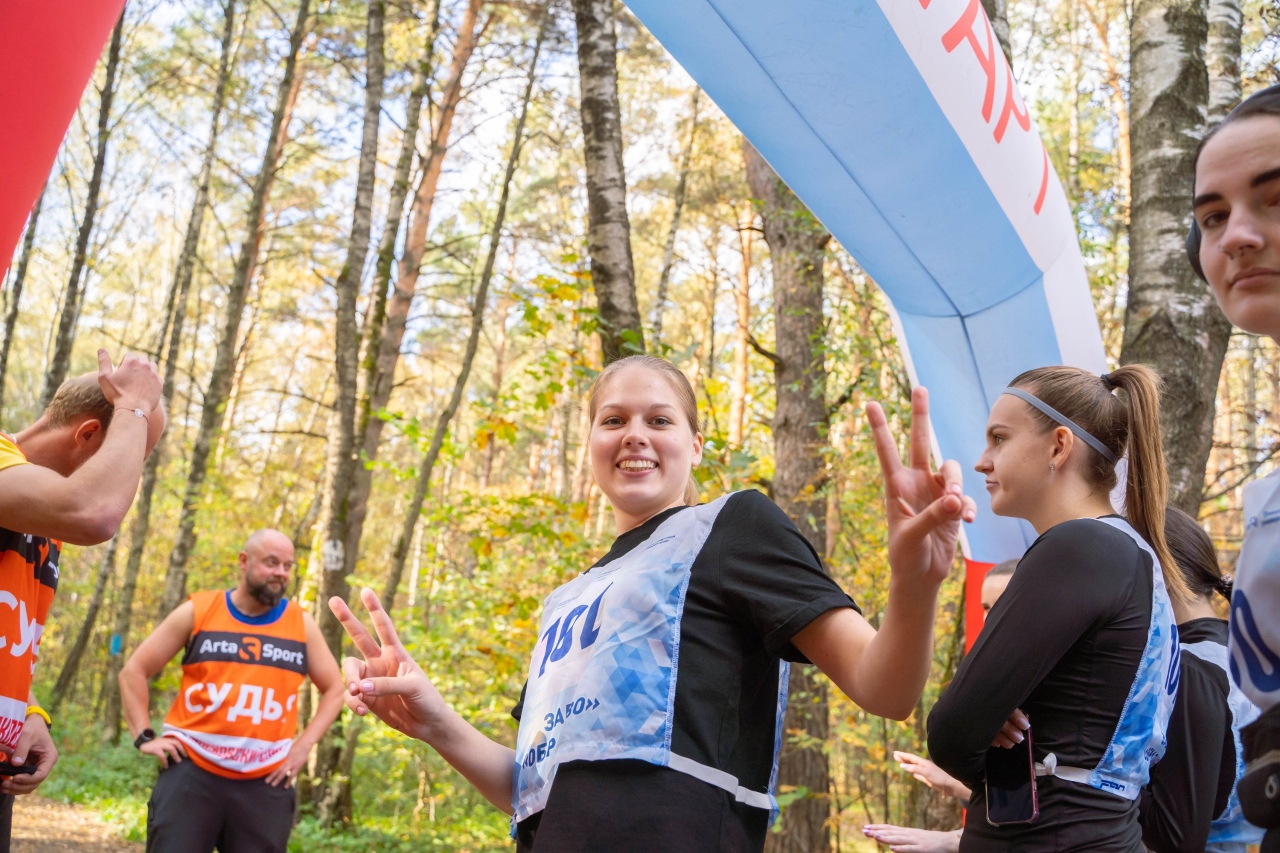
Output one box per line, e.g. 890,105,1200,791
0,434,28,472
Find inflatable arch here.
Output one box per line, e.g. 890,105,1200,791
0,0,1105,648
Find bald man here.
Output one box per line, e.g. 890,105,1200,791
120,531,343,853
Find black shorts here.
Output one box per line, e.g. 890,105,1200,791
146,759,295,853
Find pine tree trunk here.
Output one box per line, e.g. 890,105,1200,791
382,6,548,615
41,10,126,407
650,89,700,345
156,0,311,620
571,0,642,363
0,181,46,413
49,537,119,712
1124,0,1228,513
311,0,387,822
743,141,832,853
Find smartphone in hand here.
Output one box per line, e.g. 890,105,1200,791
985,723,1038,826
0,761,36,776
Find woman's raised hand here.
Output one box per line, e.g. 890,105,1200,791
329,587,448,743
867,387,976,588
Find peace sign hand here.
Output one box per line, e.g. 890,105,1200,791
867,387,976,589
329,588,448,743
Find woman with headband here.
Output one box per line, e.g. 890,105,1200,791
1140,507,1262,853
1188,82,1280,849
927,365,1184,851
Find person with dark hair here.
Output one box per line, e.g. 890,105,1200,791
927,364,1183,851
1140,507,1261,853
1188,82,1280,848
327,355,976,853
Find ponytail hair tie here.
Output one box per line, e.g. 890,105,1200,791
1100,372,1118,391
1214,574,1234,600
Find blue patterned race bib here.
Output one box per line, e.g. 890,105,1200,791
511,493,787,828
1229,470,1280,712
1181,640,1264,853
1036,517,1179,800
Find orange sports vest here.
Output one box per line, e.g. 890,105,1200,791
0,437,60,753
163,590,307,779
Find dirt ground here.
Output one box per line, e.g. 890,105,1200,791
10,795,140,852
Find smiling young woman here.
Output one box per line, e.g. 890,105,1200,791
928,363,1185,852
328,353,977,853
1190,83,1280,849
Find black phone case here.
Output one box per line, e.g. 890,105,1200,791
985,726,1039,826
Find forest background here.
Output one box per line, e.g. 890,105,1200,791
2,0,1278,849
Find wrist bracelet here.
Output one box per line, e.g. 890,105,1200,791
25,706,51,730
116,406,149,424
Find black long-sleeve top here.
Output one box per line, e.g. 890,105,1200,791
928,517,1155,852
1139,617,1235,853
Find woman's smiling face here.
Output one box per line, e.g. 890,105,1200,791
1194,114,1280,340
589,364,703,532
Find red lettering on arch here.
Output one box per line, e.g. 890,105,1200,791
941,0,998,122
1034,145,1050,215
994,63,1032,142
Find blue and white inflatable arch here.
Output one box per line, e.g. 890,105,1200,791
625,0,1107,621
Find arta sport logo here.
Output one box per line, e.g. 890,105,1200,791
238,637,262,662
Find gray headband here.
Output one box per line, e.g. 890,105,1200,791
1001,387,1118,464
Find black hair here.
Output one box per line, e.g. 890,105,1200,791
1193,83,1280,174
987,559,1019,579
1164,507,1232,601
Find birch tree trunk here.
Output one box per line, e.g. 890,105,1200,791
41,10,125,407
310,0,386,819
650,88,700,345
571,0,642,363
157,0,310,620
1205,0,1242,121
1124,0,1228,513
744,141,832,853
0,182,46,412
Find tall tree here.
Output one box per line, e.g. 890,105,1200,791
310,0,386,817
49,538,119,712
650,88,700,345
0,182,46,412
316,5,547,824
100,0,241,737
743,141,833,853
1124,0,1229,513
41,9,126,406
157,0,311,619
571,0,643,362
314,0,483,649
982,0,1012,64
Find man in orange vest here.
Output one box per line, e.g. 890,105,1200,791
120,530,343,853
0,350,164,850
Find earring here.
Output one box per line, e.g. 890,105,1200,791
1049,462,1056,472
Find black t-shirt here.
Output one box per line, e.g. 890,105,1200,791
928,517,1156,853
511,490,859,852
1139,617,1235,853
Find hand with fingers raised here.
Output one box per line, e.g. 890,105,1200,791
328,587,450,743
867,387,977,590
